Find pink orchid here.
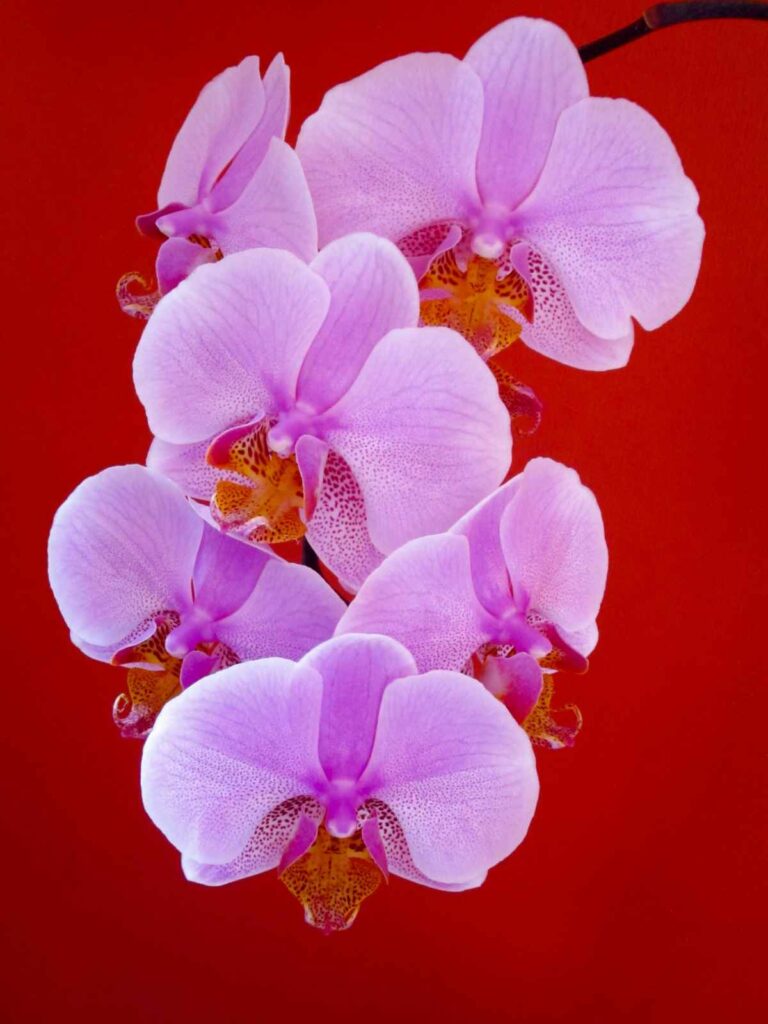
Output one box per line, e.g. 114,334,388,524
338,458,607,748
47,465,344,737
119,55,316,317
133,234,512,592
297,17,704,374
141,632,539,931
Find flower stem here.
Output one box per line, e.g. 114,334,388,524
302,537,322,573
579,2,768,62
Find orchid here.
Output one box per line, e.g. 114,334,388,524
338,458,607,748
119,55,316,317
141,632,539,931
297,16,704,388
134,234,512,592
47,465,345,737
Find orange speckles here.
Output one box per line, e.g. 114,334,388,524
522,675,582,750
207,421,306,544
112,621,183,739
420,250,533,361
280,825,384,933
116,271,161,320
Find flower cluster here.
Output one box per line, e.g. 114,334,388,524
48,17,703,932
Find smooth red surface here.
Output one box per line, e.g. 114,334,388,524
4,1,767,1020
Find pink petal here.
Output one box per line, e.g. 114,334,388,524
337,534,490,673
558,621,599,658
146,437,221,502
464,17,587,210
158,56,266,209
302,633,416,782
361,803,485,891
183,799,324,885
450,477,523,617
297,234,419,411
361,671,538,884
133,248,330,444
48,465,202,648
141,660,325,865
297,53,483,245
211,138,317,261
209,53,290,210
499,458,607,633
517,97,704,338
214,557,346,662
481,652,543,722
156,237,218,295
295,434,329,521
509,243,634,370
304,450,383,593
326,326,511,554
187,525,270,623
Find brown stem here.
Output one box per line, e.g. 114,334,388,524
579,2,768,62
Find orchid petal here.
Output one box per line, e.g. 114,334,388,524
209,53,290,210
158,56,266,209
297,53,483,244
147,437,220,502
450,477,523,617
362,803,486,891
362,671,538,884
295,434,329,521
509,243,634,370
337,534,489,673
134,248,330,444
558,621,599,658
482,652,543,722
517,97,704,338
304,451,383,593
465,17,587,210
297,234,419,411
188,525,270,622
211,138,317,261
326,326,511,553
141,660,324,864
500,458,607,632
182,799,323,885
48,466,202,648
302,633,416,782
214,558,346,662
156,237,218,295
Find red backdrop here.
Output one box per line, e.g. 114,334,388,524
3,1,766,1020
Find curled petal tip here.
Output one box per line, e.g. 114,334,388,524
116,271,161,320
489,364,543,437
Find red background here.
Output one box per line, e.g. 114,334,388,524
3,1,766,1020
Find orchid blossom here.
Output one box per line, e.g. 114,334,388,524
48,465,345,737
297,16,704,395
119,55,316,317
134,234,512,592
141,632,539,931
338,458,607,748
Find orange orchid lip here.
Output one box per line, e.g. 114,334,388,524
207,420,307,544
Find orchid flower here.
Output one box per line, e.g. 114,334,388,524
338,458,607,749
133,234,512,593
119,55,316,317
297,17,704,388
47,465,345,737
141,632,539,931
